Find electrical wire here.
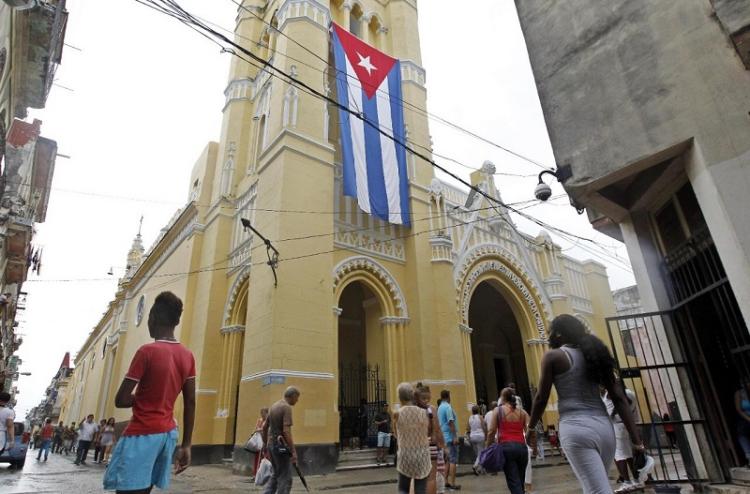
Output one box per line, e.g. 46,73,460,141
134,0,630,268
227,0,551,173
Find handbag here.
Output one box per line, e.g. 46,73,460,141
255,458,273,486
244,431,263,453
478,406,506,473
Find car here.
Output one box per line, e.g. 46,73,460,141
0,422,29,469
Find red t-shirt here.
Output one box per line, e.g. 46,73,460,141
123,340,196,436
41,424,54,440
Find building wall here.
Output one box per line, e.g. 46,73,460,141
65,0,620,473
515,0,750,324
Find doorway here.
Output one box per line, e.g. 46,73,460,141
337,281,387,449
469,280,531,408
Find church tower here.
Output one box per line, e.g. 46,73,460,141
183,0,446,472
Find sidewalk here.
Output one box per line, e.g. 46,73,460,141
175,459,590,493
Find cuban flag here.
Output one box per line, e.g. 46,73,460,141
331,23,411,226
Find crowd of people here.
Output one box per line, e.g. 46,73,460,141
28,414,117,465
7,291,674,494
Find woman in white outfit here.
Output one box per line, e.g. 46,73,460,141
467,405,487,474
526,315,648,494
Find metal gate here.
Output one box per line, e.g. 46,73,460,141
338,363,387,449
606,311,723,484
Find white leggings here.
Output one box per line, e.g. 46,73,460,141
560,415,616,494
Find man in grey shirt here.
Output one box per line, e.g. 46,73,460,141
262,386,301,494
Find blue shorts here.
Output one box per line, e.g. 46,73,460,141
103,428,178,491
447,442,459,464
377,431,391,448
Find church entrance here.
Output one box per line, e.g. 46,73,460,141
337,281,387,449
469,280,532,409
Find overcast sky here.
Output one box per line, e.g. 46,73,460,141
15,0,634,417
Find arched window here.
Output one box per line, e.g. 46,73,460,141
349,3,363,38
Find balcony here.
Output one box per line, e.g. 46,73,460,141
9,0,68,116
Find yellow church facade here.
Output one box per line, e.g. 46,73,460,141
60,0,618,472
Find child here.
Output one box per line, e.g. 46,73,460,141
104,292,196,493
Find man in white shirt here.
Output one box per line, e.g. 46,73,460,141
74,414,99,465
0,391,15,453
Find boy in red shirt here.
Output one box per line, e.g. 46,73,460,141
104,291,196,494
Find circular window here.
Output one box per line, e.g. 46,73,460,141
136,295,146,326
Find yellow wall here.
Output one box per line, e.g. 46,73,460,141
64,0,622,458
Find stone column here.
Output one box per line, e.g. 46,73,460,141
459,324,476,405
381,316,408,406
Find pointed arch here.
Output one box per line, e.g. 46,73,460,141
333,256,408,318
455,244,550,340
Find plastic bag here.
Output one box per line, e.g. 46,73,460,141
255,458,273,486
244,432,263,453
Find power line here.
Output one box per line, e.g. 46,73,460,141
226,0,552,173
133,0,630,267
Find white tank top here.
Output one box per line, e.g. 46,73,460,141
469,414,484,440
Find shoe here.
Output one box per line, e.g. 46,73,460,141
637,455,655,484
472,466,479,476
614,482,637,493
447,485,461,491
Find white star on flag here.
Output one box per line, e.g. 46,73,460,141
356,52,377,75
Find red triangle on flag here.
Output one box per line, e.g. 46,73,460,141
333,23,397,99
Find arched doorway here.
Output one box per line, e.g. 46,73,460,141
217,274,248,446
469,280,532,409
337,281,387,449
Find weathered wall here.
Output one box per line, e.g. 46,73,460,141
515,0,750,191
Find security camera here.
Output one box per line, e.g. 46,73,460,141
534,182,552,201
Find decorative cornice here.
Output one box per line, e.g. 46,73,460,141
221,325,246,334
241,369,334,382
418,379,465,386
527,338,549,346
333,256,408,318
380,316,410,326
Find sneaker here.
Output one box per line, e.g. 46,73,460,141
614,481,639,493
637,455,655,484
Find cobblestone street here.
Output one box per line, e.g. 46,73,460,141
0,448,692,494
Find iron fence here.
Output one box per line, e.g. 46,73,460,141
338,363,387,449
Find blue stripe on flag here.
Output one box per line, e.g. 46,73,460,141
388,61,410,226
361,87,389,222
332,31,356,198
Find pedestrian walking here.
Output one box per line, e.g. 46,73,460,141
415,383,445,494
507,382,535,494
262,386,301,494
662,413,676,449
486,387,530,494
527,314,654,494
374,402,392,465
36,418,54,461
437,390,460,490
93,419,107,463
603,386,642,493
62,424,75,455
251,407,269,480
52,421,64,453
466,405,486,475
99,417,116,465
103,291,196,493
0,391,14,455
75,414,99,465
393,382,432,494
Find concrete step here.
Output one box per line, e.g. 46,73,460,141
336,448,394,471
704,485,750,494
